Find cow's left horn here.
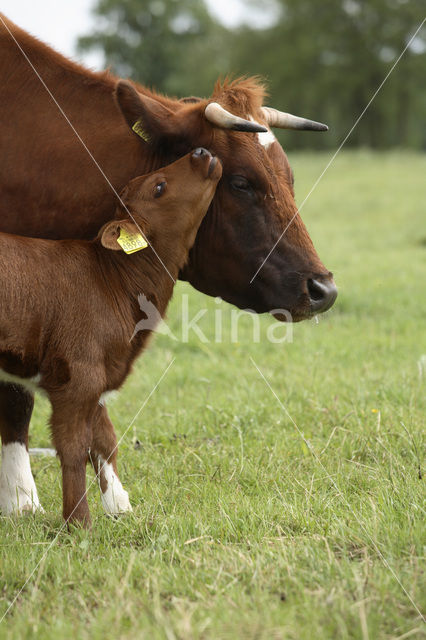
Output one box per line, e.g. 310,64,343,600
261,107,328,131
205,102,267,133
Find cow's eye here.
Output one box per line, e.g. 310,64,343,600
154,181,166,198
230,175,253,194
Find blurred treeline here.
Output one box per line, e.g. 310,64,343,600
78,0,426,150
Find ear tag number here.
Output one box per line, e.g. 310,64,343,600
132,119,150,143
117,228,148,254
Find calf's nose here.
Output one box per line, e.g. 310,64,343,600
307,277,338,313
192,147,212,159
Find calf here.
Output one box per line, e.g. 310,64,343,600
0,148,222,526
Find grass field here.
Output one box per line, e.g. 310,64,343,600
0,151,425,639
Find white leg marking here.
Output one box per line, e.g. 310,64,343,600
0,442,43,514
98,457,132,514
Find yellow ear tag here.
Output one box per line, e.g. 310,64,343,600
116,227,148,254
132,119,150,143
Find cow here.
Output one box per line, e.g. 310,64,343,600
0,148,222,526
0,15,337,516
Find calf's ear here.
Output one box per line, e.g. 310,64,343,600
99,219,147,251
115,80,205,149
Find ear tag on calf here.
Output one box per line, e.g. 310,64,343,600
132,119,150,143
117,227,148,254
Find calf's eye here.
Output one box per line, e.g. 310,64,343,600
154,181,166,198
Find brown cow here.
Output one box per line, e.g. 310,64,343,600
0,15,337,514
0,149,222,525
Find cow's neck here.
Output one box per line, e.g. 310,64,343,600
0,16,178,239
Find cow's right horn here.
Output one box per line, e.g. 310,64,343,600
205,102,267,133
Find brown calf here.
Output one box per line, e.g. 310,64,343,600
0,149,222,526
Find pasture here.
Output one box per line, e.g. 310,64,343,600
0,150,424,639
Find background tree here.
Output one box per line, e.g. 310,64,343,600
78,0,426,149
78,0,230,96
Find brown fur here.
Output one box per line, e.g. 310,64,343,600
0,151,222,526
0,14,330,306
0,15,335,480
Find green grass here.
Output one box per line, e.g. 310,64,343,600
1,150,425,639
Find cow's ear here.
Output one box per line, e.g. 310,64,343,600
115,80,205,148
99,219,147,252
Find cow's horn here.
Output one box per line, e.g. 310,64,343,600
261,107,328,131
205,102,267,133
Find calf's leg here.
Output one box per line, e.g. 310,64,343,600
0,383,42,513
50,399,93,527
90,404,132,515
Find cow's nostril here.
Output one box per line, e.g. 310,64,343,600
307,278,338,313
193,147,210,158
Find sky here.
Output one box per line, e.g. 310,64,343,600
0,0,272,70
1,0,104,68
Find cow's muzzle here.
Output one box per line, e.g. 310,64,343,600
307,276,338,314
